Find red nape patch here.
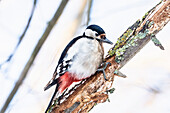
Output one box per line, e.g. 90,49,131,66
58,72,81,93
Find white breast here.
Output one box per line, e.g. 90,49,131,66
65,38,104,79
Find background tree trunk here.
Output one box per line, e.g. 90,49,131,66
0,0,69,113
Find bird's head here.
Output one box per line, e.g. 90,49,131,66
83,24,113,45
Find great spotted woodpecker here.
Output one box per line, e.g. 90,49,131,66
44,24,113,113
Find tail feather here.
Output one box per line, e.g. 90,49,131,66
44,79,58,91
45,72,78,113
45,85,59,113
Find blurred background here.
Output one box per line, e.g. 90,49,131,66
0,0,169,113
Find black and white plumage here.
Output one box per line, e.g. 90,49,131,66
44,24,113,113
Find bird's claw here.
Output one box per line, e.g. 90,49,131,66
97,62,111,81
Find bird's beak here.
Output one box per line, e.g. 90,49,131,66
99,37,113,45
103,38,113,44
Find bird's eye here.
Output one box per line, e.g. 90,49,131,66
101,35,106,39
95,33,99,36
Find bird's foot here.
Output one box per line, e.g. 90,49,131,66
97,62,111,81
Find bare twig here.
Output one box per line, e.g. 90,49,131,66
0,0,69,113
0,0,37,69
86,0,93,25
51,0,170,112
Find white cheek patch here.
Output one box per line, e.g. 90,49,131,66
84,29,97,38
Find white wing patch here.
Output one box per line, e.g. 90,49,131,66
57,59,72,76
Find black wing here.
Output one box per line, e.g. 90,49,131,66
44,36,83,91
53,36,83,75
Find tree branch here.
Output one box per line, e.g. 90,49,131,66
0,0,37,68
86,0,93,25
0,0,69,113
51,0,170,113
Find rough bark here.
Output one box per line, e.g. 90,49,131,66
51,0,170,113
